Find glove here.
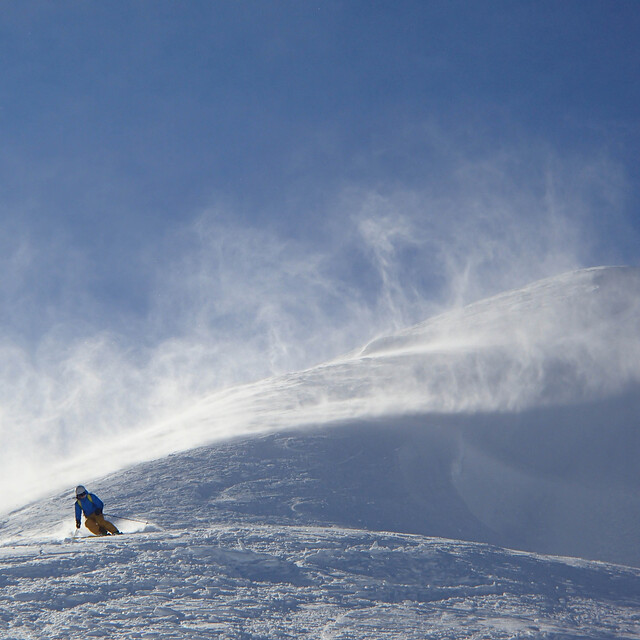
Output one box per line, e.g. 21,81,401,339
95,509,102,516
76,521,81,529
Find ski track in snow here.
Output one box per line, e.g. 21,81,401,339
2,525,640,640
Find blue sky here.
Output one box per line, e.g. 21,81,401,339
0,2,639,440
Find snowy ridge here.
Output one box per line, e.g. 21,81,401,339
6,266,640,519
75,266,640,480
1,267,640,638
359,265,640,405
362,266,639,357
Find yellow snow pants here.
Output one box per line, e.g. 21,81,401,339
85,513,120,536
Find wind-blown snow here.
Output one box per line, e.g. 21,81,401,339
1,266,639,638
32,268,640,535
140,266,640,435
3,266,640,518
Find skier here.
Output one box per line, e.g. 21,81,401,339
74,485,121,536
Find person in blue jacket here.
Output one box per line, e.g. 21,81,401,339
75,485,120,535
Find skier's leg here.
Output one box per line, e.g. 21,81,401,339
84,516,103,535
95,513,120,534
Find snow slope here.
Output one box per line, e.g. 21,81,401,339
1,428,640,639
2,429,640,639
2,524,640,639
35,266,640,565
26,267,640,515
1,266,640,638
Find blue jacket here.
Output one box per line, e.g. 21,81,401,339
75,492,104,523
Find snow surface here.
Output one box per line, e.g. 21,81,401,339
1,266,640,638
2,524,640,639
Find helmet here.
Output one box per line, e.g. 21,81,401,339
75,485,87,497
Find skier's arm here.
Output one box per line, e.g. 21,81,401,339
75,502,81,527
92,494,104,513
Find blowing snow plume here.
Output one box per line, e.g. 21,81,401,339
165,266,640,434
92,265,640,567
1,136,635,518
358,265,640,411
3,266,640,566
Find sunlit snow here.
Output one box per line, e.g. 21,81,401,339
1,267,639,638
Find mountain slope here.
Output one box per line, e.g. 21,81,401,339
4,267,640,565
2,523,640,640
54,266,639,485
1,267,640,638
4,386,640,568
2,420,640,639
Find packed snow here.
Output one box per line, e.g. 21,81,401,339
1,266,639,638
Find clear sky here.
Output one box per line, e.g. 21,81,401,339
1,2,640,455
